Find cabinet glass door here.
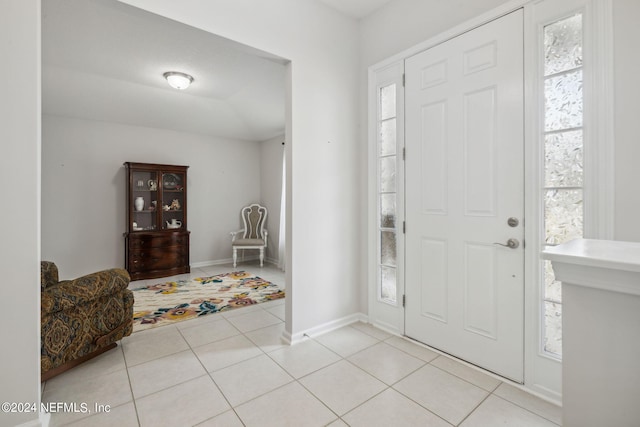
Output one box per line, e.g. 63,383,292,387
161,172,185,230
131,171,159,231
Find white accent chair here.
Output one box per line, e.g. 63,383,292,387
230,204,268,268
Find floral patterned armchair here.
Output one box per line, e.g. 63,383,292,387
40,261,134,381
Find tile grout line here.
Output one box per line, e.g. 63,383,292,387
384,334,560,424
342,340,430,385
427,360,503,393
381,335,441,364
122,326,188,368
388,385,458,426
175,322,243,424
265,351,339,382
45,344,139,427
257,332,372,422
382,334,508,393
337,385,391,423
293,366,345,422
455,391,493,426
488,393,561,426
124,312,249,421
191,265,260,427
119,341,142,427
300,329,454,426
291,336,390,421
383,351,497,426
423,356,559,424
176,304,294,425
308,327,380,359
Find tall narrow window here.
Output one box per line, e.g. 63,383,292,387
378,83,398,305
542,13,584,358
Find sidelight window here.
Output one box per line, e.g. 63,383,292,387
541,13,584,358
378,83,398,305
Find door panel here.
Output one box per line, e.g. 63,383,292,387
421,102,448,214
420,238,448,322
463,86,497,216
463,242,497,338
405,10,524,381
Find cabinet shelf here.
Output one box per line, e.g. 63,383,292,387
124,162,190,280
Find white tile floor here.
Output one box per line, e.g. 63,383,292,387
42,262,562,426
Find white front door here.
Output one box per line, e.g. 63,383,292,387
404,9,524,382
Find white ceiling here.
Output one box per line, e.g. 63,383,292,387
316,0,395,19
42,0,287,142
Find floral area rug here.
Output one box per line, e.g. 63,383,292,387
132,271,285,332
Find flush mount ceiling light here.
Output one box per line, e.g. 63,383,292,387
163,71,194,90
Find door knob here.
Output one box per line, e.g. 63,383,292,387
494,238,519,249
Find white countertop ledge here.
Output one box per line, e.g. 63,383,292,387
542,239,640,273
542,239,640,296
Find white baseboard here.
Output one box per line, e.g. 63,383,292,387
519,383,563,407
283,312,368,345
40,412,51,427
281,328,293,345
265,256,279,265
191,256,279,269
370,319,403,337
191,258,233,268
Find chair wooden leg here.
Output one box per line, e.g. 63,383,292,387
260,247,264,267
233,247,237,267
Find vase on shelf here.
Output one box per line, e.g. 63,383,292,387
134,196,144,211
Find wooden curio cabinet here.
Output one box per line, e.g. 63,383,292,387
124,162,190,280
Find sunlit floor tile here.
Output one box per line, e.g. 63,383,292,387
493,383,562,425
212,354,293,406
343,388,451,427
431,355,502,392
195,410,244,427
193,334,262,372
347,341,425,385
268,339,341,378
460,395,559,427
299,360,386,415
314,326,378,357
394,364,488,425
135,375,229,427
66,402,138,427
122,325,189,367
235,382,335,427
128,350,206,398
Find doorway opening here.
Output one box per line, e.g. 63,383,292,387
41,0,292,329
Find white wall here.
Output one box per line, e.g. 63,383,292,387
260,135,285,263
0,1,41,426
119,0,361,337
360,0,512,67
42,115,262,278
613,0,640,243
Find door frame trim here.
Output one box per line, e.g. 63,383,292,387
522,0,615,402
367,63,406,335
